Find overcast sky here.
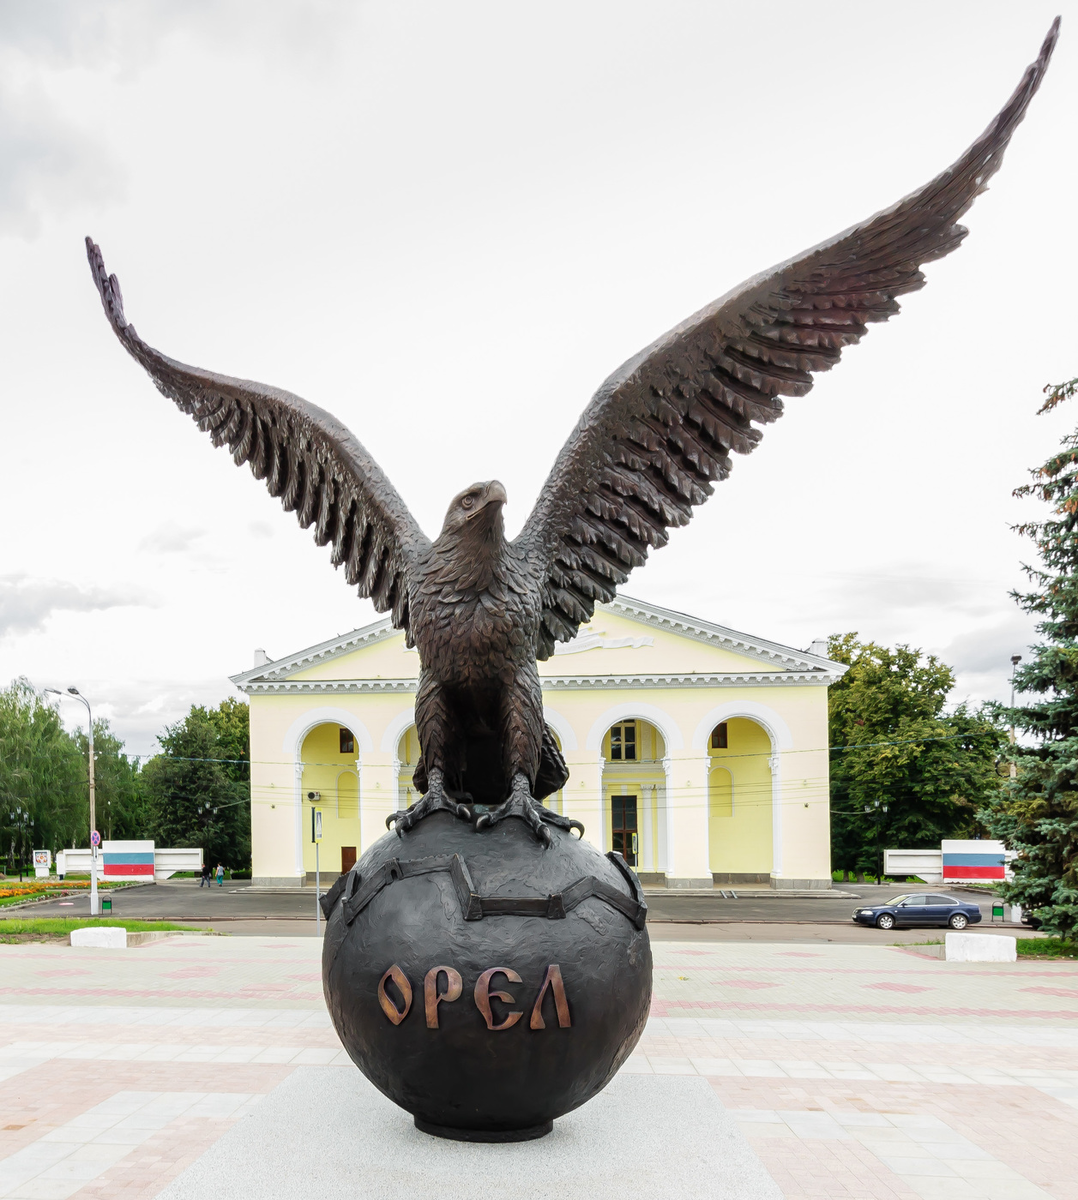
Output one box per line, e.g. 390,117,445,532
2,0,1075,757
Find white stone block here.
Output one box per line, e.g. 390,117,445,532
945,932,1016,962
70,926,128,949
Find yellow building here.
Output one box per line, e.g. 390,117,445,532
231,597,845,890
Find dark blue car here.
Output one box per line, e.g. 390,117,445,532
851,892,982,931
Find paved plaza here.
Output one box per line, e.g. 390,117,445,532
1,933,1076,1199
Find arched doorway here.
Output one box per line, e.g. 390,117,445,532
396,726,422,809
707,717,773,883
300,722,361,876
543,728,564,815
600,718,665,868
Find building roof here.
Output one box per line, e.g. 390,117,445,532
230,596,847,697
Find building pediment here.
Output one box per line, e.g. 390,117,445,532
230,595,846,695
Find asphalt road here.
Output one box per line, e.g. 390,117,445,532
2,879,1026,944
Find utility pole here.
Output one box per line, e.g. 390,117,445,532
1009,655,1022,780
46,687,99,915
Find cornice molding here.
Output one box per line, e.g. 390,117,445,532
235,670,840,696
230,594,848,691
540,671,839,690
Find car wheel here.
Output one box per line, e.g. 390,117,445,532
948,913,969,930
876,913,895,930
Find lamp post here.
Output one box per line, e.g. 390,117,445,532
46,687,99,916
1009,655,1022,780
864,799,889,884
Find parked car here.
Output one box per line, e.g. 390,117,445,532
851,893,982,931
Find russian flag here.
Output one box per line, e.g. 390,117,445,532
941,839,1005,881
101,841,155,879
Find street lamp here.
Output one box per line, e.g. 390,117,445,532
864,799,889,884
1009,655,1022,781
45,686,99,916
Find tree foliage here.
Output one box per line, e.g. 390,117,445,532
141,698,250,870
982,378,1078,938
0,679,84,872
78,721,145,842
828,635,1005,878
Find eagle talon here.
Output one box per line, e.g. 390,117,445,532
386,768,467,834
474,773,580,846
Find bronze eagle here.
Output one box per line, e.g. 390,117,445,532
87,21,1057,844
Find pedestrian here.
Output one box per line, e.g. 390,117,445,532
216,863,225,887
199,863,211,888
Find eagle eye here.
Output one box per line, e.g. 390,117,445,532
461,495,474,509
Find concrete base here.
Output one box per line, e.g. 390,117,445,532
69,927,126,949
250,876,305,888
946,932,1017,962
713,872,770,886
666,876,713,890
771,876,832,890
158,1066,782,1200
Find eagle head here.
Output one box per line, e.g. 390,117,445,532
440,480,507,538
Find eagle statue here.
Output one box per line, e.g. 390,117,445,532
87,20,1057,846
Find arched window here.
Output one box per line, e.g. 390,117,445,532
609,721,637,761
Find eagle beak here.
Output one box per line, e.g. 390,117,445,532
464,480,507,520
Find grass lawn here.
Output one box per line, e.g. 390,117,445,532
0,918,209,944
1017,937,1078,959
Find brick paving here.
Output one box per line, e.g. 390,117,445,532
0,934,1075,1199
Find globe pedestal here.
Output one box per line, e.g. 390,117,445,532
321,811,652,1140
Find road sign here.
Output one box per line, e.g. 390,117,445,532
311,808,323,844
90,830,101,848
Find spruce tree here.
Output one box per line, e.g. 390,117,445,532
983,379,1078,940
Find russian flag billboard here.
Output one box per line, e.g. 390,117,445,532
102,840,155,880
941,839,1005,882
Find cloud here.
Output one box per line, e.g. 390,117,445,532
73,675,245,756
0,574,142,637
932,610,1041,708
137,522,207,555
0,0,364,238
0,1,362,72
801,565,1004,625
0,78,122,238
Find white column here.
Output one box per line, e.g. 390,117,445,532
598,754,608,851
662,755,675,878
769,752,783,879
702,755,714,873
292,761,304,877
391,756,401,809
641,783,654,871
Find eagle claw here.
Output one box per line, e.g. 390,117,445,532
475,773,585,846
386,768,472,835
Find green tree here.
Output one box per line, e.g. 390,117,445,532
828,635,1005,880
76,720,146,841
0,678,85,872
981,378,1078,939
141,698,250,870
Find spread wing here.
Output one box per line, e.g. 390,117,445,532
86,239,428,634
517,19,1059,659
